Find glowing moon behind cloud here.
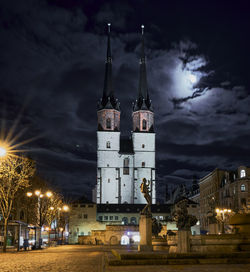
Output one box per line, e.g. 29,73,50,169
188,73,197,84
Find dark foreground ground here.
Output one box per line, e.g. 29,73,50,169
0,245,249,272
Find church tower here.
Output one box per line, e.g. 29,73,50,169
132,25,156,204
96,24,121,204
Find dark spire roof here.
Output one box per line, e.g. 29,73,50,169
134,25,153,112
99,23,119,111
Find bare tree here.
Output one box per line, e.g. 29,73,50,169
0,156,35,252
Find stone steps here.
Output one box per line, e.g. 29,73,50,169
106,250,250,266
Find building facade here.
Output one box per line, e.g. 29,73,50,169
95,25,155,204
199,166,250,231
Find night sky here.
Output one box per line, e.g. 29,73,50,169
1,0,250,201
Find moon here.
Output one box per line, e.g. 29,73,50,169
188,74,197,84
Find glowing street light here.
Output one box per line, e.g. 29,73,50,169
0,146,7,157
215,208,233,233
35,190,41,196
62,205,69,212
27,192,33,197
46,191,53,198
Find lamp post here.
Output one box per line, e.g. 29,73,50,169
215,208,232,234
26,190,53,248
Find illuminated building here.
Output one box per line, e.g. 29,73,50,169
94,25,156,204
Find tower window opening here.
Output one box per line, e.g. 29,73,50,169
241,184,246,192
108,179,110,183
142,162,145,167
106,118,111,129
142,144,145,148
142,119,147,130
106,141,111,148
240,169,246,178
123,158,129,175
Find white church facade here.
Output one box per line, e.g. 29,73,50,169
95,25,156,205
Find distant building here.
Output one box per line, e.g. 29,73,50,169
94,25,156,205
68,200,171,244
199,166,250,231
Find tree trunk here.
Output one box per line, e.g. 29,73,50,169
3,218,8,253
48,230,50,246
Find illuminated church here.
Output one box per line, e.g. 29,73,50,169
95,25,155,204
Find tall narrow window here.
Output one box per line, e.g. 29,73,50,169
123,158,129,175
240,169,246,178
142,162,145,167
142,119,147,130
106,141,111,148
241,184,246,192
106,118,111,129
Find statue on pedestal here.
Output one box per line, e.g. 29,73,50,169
140,178,151,215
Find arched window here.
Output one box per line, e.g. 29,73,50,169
123,158,129,175
240,169,246,178
106,118,111,129
106,141,111,148
130,217,137,225
142,119,147,130
121,235,130,245
122,217,128,225
241,184,246,192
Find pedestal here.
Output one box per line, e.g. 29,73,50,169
177,230,190,253
208,223,219,234
138,214,152,252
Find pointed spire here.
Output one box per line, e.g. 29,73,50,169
135,24,151,111
102,23,116,109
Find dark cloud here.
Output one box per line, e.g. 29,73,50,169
0,0,249,201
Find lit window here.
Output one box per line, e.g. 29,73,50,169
240,169,246,178
142,162,145,167
106,118,111,129
106,141,111,148
142,119,147,130
241,184,246,192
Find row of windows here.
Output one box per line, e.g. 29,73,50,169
73,204,94,208
106,118,148,130
99,215,119,221
78,214,88,219
99,216,138,225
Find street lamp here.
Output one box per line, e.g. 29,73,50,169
26,189,54,248
215,208,232,233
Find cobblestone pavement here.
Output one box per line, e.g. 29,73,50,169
0,245,105,272
1,245,250,272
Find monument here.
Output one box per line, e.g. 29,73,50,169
173,200,197,253
138,178,153,252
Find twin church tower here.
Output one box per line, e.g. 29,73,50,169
95,24,156,204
